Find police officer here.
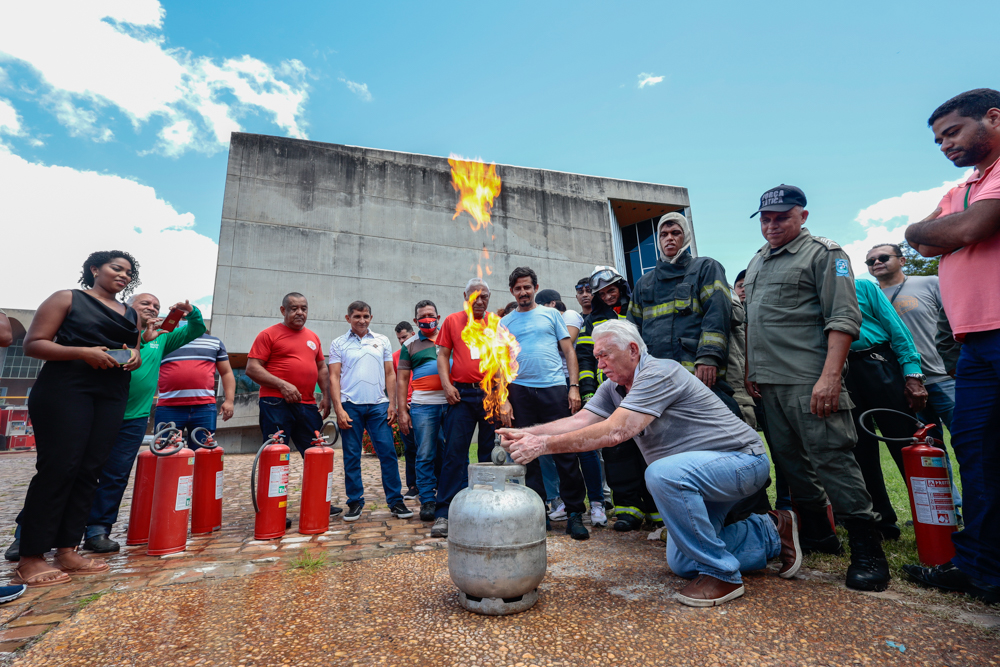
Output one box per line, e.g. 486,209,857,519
743,184,890,593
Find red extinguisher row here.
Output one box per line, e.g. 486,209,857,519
251,430,338,540
859,409,958,566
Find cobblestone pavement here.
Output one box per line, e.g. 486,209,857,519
2,450,999,666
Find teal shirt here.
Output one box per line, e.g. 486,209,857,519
124,307,207,420
852,280,922,376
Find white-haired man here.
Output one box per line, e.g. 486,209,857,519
499,320,800,607
429,278,513,538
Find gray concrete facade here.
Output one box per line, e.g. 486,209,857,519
211,133,691,353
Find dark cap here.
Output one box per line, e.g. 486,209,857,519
735,269,747,283
534,289,561,305
751,184,807,218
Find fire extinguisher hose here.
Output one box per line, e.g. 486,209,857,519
858,408,929,443
150,423,184,457
250,431,284,514
190,427,217,449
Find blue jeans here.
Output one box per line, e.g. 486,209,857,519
578,449,605,505
258,397,323,457
410,403,447,504
644,450,779,585
153,404,217,450
538,455,560,504
950,330,1000,586
919,379,962,509
340,402,403,507
435,384,496,519
85,416,150,539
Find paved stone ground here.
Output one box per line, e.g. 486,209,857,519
1,450,998,666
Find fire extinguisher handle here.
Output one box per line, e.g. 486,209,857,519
151,427,184,457
191,427,217,449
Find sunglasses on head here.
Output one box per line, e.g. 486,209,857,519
865,254,900,266
575,284,592,293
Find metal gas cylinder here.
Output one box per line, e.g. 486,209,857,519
447,448,547,615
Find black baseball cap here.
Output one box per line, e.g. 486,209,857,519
751,184,807,218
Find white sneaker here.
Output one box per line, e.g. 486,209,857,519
548,502,567,521
590,503,608,527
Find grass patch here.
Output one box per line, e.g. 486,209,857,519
290,548,328,573
77,591,109,608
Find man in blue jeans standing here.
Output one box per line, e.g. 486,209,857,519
499,320,801,607
329,300,412,522
246,293,342,527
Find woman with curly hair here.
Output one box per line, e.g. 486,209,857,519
12,251,142,587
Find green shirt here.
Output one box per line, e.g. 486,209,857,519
124,307,206,420
744,227,862,384
852,279,922,376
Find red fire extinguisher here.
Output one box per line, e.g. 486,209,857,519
299,430,339,535
147,426,195,556
126,422,174,546
860,409,958,566
190,427,224,535
252,430,290,540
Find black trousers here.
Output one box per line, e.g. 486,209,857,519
846,343,916,527
21,361,130,556
602,438,659,519
507,383,587,514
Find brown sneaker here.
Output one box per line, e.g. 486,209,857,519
768,510,802,579
674,574,745,607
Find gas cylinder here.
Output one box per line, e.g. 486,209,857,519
448,447,547,616
902,424,957,566
252,431,291,540
190,428,224,535
125,447,158,546
299,431,336,535
147,428,195,556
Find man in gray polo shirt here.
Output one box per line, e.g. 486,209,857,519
499,320,801,607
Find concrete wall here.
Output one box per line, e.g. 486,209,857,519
211,133,691,353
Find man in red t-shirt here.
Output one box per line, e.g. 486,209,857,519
429,278,512,537
246,292,332,457
903,88,1000,604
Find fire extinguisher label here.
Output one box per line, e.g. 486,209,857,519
326,472,334,502
911,477,956,526
921,456,945,468
215,470,224,499
175,475,193,511
268,465,289,497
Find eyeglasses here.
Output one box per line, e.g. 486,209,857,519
864,254,901,266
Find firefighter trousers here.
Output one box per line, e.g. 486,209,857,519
602,438,659,521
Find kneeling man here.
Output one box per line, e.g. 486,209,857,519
500,320,800,607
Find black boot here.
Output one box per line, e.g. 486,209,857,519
566,512,590,541
798,508,842,555
845,519,890,592
612,513,643,533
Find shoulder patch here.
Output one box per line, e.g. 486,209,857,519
811,236,841,250
835,258,850,277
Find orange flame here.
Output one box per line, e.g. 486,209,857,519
460,291,519,419
449,155,501,231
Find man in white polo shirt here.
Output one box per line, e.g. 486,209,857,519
329,300,412,522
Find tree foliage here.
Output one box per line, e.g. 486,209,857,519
901,242,939,276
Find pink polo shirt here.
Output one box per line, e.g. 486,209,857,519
936,157,1000,337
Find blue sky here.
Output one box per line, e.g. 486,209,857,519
0,1,994,311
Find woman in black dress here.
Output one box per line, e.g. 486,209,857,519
13,251,142,587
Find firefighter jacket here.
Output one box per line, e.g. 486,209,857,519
627,249,733,379
576,298,627,401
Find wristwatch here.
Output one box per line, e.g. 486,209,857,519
905,373,926,383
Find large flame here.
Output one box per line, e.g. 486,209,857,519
461,291,519,419
449,155,501,231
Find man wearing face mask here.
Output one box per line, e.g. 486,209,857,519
396,300,448,522
627,212,740,418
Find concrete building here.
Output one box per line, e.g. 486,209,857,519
210,133,693,451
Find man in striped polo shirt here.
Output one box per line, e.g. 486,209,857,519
396,300,448,522
154,331,236,447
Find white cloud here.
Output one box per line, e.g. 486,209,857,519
0,0,309,155
0,145,217,314
843,172,971,277
637,72,664,89
340,78,372,102
0,97,20,135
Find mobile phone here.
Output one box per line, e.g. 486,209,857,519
160,308,185,332
107,348,133,365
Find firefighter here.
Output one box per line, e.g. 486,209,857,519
577,266,660,532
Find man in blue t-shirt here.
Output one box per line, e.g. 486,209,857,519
501,267,589,540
